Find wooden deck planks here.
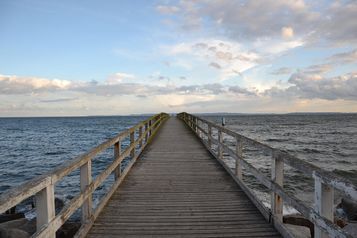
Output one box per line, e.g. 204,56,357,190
86,117,281,237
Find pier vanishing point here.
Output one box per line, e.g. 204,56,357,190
0,113,356,238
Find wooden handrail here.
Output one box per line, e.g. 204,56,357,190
0,112,169,238
178,112,356,238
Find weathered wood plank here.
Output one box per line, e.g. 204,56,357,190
86,117,279,237
180,112,355,238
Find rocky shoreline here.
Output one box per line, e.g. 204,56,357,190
0,197,80,238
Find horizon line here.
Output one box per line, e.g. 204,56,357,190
0,111,356,118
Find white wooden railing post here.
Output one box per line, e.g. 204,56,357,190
271,152,283,223
314,176,334,238
130,131,135,158
208,124,212,149
197,120,201,138
36,183,55,238
114,141,121,180
80,160,92,223
235,137,243,180
218,130,223,160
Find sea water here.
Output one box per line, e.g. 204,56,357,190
0,114,356,217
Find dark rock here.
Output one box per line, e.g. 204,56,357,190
0,228,30,238
56,222,81,238
283,214,314,237
0,213,25,224
339,198,357,221
335,217,348,228
284,224,311,238
0,218,35,238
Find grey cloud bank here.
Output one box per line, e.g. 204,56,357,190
265,72,357,100
161,0,357,46
1,72,356,101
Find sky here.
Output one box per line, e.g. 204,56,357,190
0,0,356,116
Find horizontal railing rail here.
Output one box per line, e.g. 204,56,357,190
177,112,356,238
0,112,169,238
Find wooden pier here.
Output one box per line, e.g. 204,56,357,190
87,117,280,237
0,112,356,238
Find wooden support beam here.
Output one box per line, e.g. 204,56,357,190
314,177,334,238
197,120,201,138
271,152,283,223
144,123,148,143
149,120,152,137
208,125,212,149
139,126,143,148
218,130,223,160
235,138,243,180
114,141,121,180
130,131,135,158
36,184,55,238
80,160,92,223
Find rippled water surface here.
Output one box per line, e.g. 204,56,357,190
0,116,147,217
1,114,356,216
203,113,357,207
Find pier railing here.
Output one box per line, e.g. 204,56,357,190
0,112,169,238
178,112,356,238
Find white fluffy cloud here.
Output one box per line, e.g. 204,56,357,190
0,74,72,94
106,73,135,85
1,70,356,116
165,39,261,80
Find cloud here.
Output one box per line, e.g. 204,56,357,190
106,72,135,85
1,69,356,117
166,39,260,80
158,0,356,46
228,86,257,96
302,63,333,74
281,26,294,39
264,72,357,100
0,74,72,94
167,42,192,55
314,2,357,45
39,98,78,103
209,62,221,69
254,38,304,55
161,0,318,40
271,67,293,75
169,100,226,108
327,49,357,64
156,5,180,14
